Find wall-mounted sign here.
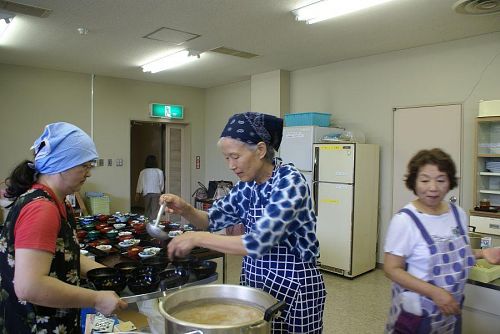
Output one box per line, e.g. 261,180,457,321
150,103,184,119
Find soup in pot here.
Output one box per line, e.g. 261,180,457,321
170,299,264,325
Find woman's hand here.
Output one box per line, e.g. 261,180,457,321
94,291,127,316
430,287,460,316
480,248,500,265
160,194,188,215
167,232,202,259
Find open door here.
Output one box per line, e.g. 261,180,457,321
130,121,165,214
164,124,190,223
130,121,190,218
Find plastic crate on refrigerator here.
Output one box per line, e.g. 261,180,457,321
284,112,331,127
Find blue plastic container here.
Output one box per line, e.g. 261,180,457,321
284,112,331,127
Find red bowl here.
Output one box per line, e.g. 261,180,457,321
96,214,109,223
95,222,109,231
100,226,114,234
76,230,88,239
127,246,144,258
132,224,146,232
118,234,133,242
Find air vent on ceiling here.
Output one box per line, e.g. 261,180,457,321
453,0,500,15
0,0,51,17
210,47,259,59
143,27,200,45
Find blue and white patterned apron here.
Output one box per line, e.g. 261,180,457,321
386,204,475,334
240,183,326,334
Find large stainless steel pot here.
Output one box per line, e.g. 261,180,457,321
158,284,285,334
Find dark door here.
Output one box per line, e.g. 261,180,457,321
130,121,165,213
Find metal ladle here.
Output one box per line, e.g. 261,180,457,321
145,203,170,240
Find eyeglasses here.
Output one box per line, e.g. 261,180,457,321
80,161,96,172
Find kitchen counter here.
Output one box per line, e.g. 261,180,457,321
464,277,500,333
467,277,500,290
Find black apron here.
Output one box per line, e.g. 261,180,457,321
0,188,81,333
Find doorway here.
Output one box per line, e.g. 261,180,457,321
130,121,190,220
130,121,164,214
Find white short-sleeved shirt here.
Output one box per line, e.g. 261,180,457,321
384,203,469,314
136,168,164,195
384,203,469,281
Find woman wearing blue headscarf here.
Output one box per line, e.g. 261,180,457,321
0,122,127,334
161,112,326,333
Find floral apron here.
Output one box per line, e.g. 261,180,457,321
386,204,475,334
240,181,326,334
0,188,81,334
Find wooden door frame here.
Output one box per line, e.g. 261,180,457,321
164,123,191,200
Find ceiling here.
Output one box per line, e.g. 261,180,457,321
1,0,500,88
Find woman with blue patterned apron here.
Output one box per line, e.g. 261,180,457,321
161,112,326,333
0,122,126,333
384,148,480,333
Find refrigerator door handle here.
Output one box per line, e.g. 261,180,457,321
313,146,320,215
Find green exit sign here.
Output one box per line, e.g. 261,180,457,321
150,103,184,119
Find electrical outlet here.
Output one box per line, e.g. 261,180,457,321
107,159,113,166
116,159,123,166
98,159,104,167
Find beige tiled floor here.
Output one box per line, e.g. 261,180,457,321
225,255,392,333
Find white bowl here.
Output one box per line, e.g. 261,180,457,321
118,241,133,248
80,249,89,256
138,251,156,259
168,230,184,238
118,231,132,237
113,223,126,230
142,247,161,255
118,239,140,248
95,245,112,252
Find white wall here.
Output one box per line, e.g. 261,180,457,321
289,32,500,262
204,80,251,184
0,65,206,212
202,32,500,263
250,70,289,117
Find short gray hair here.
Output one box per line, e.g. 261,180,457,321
218,137,275,163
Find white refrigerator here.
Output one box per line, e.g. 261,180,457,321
279,126,341,190
312,143,379,278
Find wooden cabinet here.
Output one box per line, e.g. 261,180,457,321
473,116,500,207
472,116,500,234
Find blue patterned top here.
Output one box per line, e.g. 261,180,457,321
208,158,320,262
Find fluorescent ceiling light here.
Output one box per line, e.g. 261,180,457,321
142,50,200,73
292,0,396,24
0,11,15,37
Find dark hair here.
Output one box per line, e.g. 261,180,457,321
405,148,458,194
145,155,158,168
5,160,38,199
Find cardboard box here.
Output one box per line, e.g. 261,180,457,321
478,100,500,117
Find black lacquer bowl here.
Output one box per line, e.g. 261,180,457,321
171,255,196,269
191,260,217,280
87,267,126,293
127,272,161,294
114,261,143,277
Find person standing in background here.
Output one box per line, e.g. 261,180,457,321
0,122,126,334
136,155,164,220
